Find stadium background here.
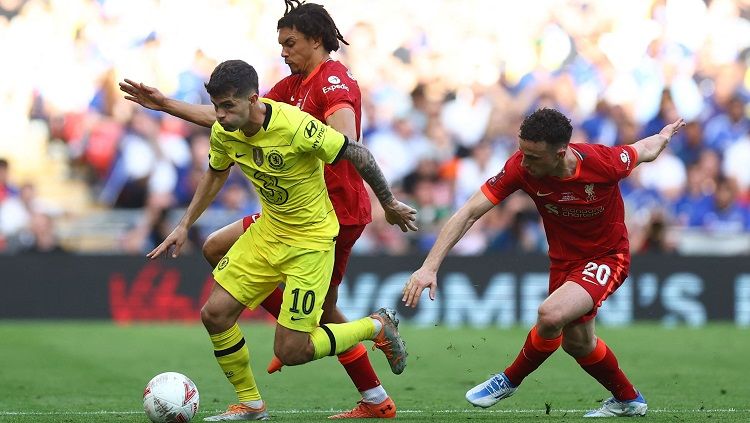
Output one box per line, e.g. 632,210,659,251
0,0,749,421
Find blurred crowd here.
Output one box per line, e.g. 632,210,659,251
1,0,749,255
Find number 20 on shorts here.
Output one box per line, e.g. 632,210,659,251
582,262,611,286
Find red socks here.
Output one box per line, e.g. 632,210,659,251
338,343,381,391
261,289,382,392
502,326,637,402
576,338,638,401
504,326,562,386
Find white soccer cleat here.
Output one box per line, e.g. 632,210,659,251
465,372,517,408
583,392,647,417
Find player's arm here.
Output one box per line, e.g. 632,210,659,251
119,79,216,128
146,167,230,259
631,118,686,165
326,107,358,141
338,140,418,232
402,191,495,307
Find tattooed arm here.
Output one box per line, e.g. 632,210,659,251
339,140,418,232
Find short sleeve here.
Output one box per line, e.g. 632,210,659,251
293,114,346,164
481,152,524,205
605,145,638,180
321,68,357,120
208,123,233,171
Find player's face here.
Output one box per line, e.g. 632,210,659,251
518,138,564,178
278,27,318,75
211,93,251,132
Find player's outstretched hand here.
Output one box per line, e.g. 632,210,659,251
382,198,418,232
402,267,437,307
119,79,167,111
659,118,686,140
146,226,189,260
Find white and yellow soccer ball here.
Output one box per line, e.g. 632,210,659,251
143,372,200,423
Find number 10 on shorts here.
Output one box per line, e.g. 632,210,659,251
289,288,316,314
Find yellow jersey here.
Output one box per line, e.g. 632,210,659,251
208,98,347,250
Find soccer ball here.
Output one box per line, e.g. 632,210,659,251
143,372,200,423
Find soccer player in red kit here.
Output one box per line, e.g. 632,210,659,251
402,108,685,417
120,1,414,419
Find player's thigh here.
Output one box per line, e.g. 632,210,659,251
212,226,281,310
330,224,366,287
205,219,246,256
539,281,595,326
277,246,335,333
548,253,630,322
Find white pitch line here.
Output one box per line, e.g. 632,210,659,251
0,408,746,416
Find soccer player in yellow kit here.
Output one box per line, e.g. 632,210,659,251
147,59,413,421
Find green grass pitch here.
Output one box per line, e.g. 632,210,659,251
0,322,747,422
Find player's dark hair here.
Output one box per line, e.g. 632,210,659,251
205,60,259,99
519,108,573,147
278,0,348,52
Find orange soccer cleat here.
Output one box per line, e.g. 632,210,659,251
328,397,397,419
266,356,283,374
203,402,269,421
370,308,408,375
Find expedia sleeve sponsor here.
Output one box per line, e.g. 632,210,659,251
295,115,345,164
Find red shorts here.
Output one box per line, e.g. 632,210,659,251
549,252,630,323
242,213,365,287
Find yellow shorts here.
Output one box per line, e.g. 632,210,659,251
212,223,335,332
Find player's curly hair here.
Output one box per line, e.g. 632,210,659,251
278,0,348,52
205,60,259,98
519,108,573,146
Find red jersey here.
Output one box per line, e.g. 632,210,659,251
481,143,638,263
265,59,371,226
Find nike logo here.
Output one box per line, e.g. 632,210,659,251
582,277,598,285
290,316,304,321
235,153,246,158
536,191,554,196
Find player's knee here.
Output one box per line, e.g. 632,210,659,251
202,233,224,267
200,304,231,334
536,304,565,332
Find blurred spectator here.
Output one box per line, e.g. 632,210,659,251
672,164,715,226
366,116,432,183
688,176,750,233
0,158,18,201
670,120,705,167
410,177,452,252
21,212,67,254
633,212,675,255
704,94,750,153
2,0,750,255
452,140,507,208
581,100,619,146
722,131,750,195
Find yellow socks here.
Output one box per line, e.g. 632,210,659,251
310,317,376,360
210,324,260,402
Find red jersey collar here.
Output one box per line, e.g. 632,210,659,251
302,58,333,86
554,145,583,181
